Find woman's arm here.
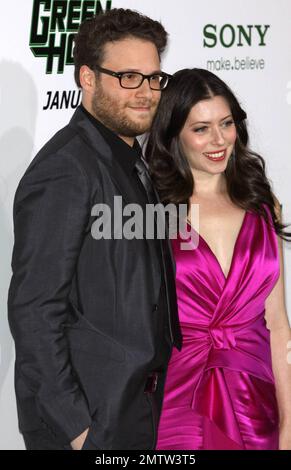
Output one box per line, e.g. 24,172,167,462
265,199,291,450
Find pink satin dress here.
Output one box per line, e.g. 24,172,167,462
157,208,280,450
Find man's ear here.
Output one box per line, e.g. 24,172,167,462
79,65,96,94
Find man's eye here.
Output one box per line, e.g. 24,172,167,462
150,75,160,82
123,73,136,80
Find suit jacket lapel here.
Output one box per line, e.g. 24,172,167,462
69,107,161,277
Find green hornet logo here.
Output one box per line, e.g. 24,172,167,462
203,24,270,48
30,0,112,74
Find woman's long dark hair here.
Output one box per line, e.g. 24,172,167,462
146,68,290,240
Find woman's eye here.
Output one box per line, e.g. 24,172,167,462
194,126,207,133
222,120,234,127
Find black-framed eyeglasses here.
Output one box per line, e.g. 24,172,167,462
93,65,171,91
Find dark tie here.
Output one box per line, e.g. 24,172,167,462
135,156,182,350
135,156,158,205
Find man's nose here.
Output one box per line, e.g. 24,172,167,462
135,78,154,99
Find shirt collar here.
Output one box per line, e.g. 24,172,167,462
79,104,142,174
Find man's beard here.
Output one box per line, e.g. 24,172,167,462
92,84,158,138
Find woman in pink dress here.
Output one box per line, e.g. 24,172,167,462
146,69,291,450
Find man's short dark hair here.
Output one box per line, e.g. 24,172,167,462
73,8,168,87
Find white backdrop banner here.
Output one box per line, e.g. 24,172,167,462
1,0,290,449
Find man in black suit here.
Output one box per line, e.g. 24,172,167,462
8,8,181,450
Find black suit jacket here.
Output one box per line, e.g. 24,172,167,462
8,108,182,450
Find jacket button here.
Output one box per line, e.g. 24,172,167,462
152,304,158,312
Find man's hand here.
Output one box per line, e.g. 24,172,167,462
70,427,89,450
